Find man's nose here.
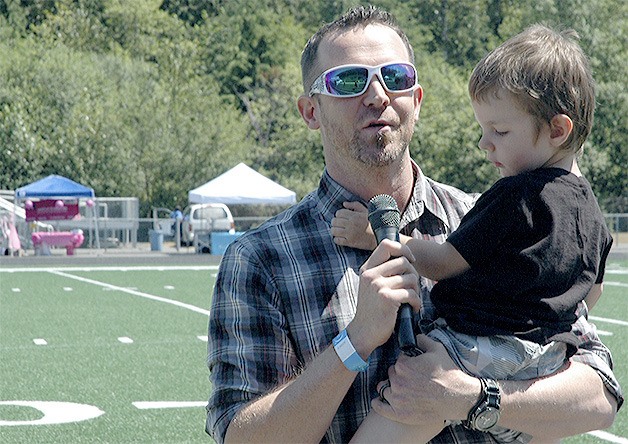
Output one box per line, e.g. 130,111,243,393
363,77,390,107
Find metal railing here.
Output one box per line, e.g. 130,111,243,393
3,200,627,253
605,213,628,247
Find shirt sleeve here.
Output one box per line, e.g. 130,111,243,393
205,239,299,443
595,236,614,284
570,304,624,410
446,177,532,267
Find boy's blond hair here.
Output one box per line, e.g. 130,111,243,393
469,24,595,155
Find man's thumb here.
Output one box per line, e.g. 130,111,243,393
414,334,438,353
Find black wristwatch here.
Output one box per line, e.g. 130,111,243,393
463,378,501,432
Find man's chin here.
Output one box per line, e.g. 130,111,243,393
352,133,407,166
355,150,398,167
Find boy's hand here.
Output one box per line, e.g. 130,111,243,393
331,201,377,251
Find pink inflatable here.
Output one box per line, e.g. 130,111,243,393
32,230,84,255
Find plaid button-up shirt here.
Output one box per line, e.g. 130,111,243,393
206,163,622,443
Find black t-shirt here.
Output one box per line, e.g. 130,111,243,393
431,168,613,347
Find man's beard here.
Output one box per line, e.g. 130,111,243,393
350,126,412,167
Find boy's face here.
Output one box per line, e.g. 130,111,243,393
472,90,558,178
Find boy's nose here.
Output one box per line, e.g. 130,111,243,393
478,135,494,151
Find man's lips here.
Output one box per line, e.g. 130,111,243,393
364,119,393,130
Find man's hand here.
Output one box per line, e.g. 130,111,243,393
372,334,480,425
347,239,420,359
332,201,377,250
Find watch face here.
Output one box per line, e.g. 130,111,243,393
475,407,500,430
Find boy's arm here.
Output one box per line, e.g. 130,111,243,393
332,201,470,280
332,201,377,250
404,238,469,281
584,283,602,310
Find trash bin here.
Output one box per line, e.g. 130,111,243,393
149,229,163,251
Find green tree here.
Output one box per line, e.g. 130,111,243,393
159,0,223,26
412,52,496,193
403,0,501,67
0,0,624,213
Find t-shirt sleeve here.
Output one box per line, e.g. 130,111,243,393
595,235,614,284
446,177,536,268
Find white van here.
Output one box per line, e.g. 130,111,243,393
182,203,235,246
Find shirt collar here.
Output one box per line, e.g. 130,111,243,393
316,169,366,224
405,161,453,232
316,162,453,231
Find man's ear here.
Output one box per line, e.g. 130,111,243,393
549,114,573,147
413,85,424,122
297,95,321,130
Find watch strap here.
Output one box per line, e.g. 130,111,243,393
333,329,369,372
463,378,501,431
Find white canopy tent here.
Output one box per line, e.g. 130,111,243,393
188,163,297,205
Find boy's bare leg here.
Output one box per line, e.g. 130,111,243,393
349,411,444,444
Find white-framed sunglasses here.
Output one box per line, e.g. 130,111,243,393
309,61,419,98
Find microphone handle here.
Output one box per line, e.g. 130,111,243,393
397,304,421,356
373,228,422,357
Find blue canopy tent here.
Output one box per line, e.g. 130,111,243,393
15,175,100,248
16,175,95,199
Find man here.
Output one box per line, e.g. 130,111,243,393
170,205,183,241
206,6,621,443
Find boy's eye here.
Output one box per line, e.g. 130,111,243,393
495,130,508,136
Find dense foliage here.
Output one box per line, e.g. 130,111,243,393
1,0,626,215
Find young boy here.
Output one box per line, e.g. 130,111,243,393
332,24,613,443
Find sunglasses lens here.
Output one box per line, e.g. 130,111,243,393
317,63,417,97
381,64,416,91
325,67,369,96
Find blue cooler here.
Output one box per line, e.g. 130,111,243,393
211,232,243,255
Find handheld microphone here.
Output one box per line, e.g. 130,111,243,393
367,194,422,357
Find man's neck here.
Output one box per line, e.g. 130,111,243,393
327,156,415,211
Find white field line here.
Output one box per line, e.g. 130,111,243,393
0,265,219,273
590,316,628,327
48,270,210,316
606,269,628,275
1,264,623,273
605,281,628,288
3,266,625,325
132,401,206,409
587,430,628,443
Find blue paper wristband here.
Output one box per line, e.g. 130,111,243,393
333,329,369,372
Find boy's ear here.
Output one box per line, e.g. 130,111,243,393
549,114,573,146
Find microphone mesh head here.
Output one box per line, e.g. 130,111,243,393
367,194,400,230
